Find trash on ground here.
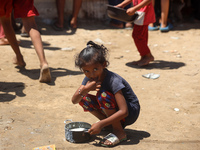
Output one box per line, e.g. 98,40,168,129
33,144,55,150
114,56,123,59
174,108,180,112
142,73,160,79
61,47,75,51
170,36,180,40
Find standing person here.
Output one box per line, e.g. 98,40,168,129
116,0,155,66
72,41,140,147
148,0,173,32
52,0,82,30
0,22,9,45
0,0,51,83
108,0,133,28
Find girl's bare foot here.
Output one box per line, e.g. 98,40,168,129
39,64,51,83
131,59,142,65
13,56,26,68
137,53,154,66
0,38,9,45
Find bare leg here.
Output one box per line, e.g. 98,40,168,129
22,17,51,83
101,109,127,146
56,0,65,28
70,0,82,29
0,16,26,67
160,0,169,28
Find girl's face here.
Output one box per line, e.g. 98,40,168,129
82,62,106,82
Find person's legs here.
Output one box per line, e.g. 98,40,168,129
101,108,127,146
160,0,169,28
0,22,9,45
55,0,65,29
148,0,159,30
0,16,26,67
22,16,51,82
70,0,82,29
132,25,154,66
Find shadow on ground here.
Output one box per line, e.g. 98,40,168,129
126,60,186,70
18,67,83,85
0,82,25,102
87,129,150,147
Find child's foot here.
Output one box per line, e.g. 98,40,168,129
137,54,154,66
70,18,77,29
101,131,127,147
0,38,9,45
131,59,142,65
13,56,26,68
39,64,51,83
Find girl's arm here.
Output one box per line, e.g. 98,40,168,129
88,90,128,134
71,81,101,104
116,0,132,8
71,84,88,104
126,0,152,15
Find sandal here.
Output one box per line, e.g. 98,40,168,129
160,23,173,32
101,133,127,147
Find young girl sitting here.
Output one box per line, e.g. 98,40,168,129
71,41,140,147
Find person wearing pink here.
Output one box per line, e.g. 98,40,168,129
116,0,155,66
0,22,9,45
0,0,51,83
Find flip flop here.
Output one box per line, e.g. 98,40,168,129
148,25,159,31
160,23,173,32
100,133,127,147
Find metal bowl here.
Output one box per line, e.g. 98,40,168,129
64,120,91,143
107,5,138,23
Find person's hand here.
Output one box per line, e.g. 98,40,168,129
88,122,103,135
85,80,101,92
115,4,124,8
126,7,137,16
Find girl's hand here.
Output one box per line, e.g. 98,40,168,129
126,7,137,16
88,122,102,135
85,80,101,92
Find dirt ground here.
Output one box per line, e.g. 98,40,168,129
0,18,200,150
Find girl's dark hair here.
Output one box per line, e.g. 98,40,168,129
75,41,109,70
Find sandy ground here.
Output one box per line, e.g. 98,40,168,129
0,19,200,150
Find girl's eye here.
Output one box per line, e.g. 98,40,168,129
94,68,97,71
84,70,89,73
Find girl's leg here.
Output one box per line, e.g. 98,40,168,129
132,25,154,66
0,16,26,67
70,0,82,29
101,109,127,146
97,91,127,145
22,16,51,82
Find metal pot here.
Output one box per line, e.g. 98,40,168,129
64,119,91,143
